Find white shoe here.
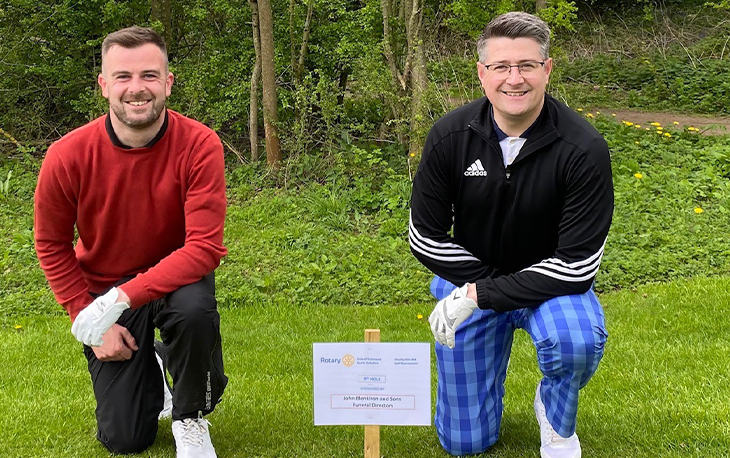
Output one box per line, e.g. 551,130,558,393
155,342,173,420
534,384,581,458
172,416,217,458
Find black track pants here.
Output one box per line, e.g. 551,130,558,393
82,273,228,454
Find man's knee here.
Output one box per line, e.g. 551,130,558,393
438,431,498,456
532,293,607,376
536,325,606,377
162,274,218,330
436,413,500,456
97,426,156,455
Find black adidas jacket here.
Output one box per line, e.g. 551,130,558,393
409,94,614,312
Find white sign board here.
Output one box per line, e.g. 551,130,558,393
313,342,431,426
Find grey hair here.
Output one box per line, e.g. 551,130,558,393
101,26,168,72
476,12,550,63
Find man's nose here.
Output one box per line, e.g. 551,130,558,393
506,66,524,84
128,75,146,92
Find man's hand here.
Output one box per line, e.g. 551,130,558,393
429,284,478,349
92,324,138,361
71,287,130,347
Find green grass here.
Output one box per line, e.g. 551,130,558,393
2,276,730,457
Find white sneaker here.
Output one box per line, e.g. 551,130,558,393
154,342,173,420
172,416,217,458
534,384,581,458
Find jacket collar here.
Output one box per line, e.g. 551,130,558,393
105,109,169,149
470,94,561,164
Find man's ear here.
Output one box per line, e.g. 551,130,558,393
165,72,174,97
98,73,109,99
544,57,553,78
476,62,488,87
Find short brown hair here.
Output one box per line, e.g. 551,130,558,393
476,12,550,63
101,26,168,70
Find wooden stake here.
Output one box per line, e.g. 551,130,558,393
364,329,380,458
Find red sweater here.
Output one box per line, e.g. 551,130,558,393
34,110,227,320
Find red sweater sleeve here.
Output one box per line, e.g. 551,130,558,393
118,132,228,308
34,149,94,320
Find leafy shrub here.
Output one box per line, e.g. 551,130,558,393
588,114,730,289
6,108,730,315
559,53,730,114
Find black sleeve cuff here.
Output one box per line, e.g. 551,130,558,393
475,279,493,310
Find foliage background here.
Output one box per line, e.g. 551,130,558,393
7,0,725,148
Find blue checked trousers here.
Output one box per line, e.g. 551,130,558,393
430,276,608,456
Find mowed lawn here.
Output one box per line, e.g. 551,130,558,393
1,276,729,458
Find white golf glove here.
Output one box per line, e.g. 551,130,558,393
71,287,130,347
429,284,478,349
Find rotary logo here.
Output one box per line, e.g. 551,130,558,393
342,354,355,367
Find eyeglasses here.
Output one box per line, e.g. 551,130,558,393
482,61,545,75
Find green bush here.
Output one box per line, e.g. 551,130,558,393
558,54,730,114
5,116,730,316
590,113,730,289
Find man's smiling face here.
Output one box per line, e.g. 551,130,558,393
98,43,173,130
477,37,552,128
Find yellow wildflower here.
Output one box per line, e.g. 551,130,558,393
14,324,22,330
634,173,643,179
577,108,583,112
634,124,641,128
417,314,423,320
673,121,679,125
622,121,634,127
694,207,704,214
409,152,416,158
586,113,594,118
650,122,661,127
656,126,663,131
664,132,671,138
634,141,640,145
596,111,601,115
645,128,650,131
611,113,617,117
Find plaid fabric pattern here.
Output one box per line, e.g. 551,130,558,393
431,276,607,455
430,275,459,301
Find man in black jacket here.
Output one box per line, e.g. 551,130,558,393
410,12,613,458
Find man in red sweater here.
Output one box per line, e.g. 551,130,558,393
34,26,227,458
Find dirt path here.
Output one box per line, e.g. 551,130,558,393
589,108,730,134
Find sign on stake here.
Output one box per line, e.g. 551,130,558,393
313,330,431,457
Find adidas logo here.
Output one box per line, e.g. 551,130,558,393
464,159,488,177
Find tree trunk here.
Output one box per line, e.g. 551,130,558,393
249,0,262,161
337,65,349,106
381,0,427,154
407,0,427,157
151,0,172,48
258,0,281,166
289,0,297,79
536,0,547,11
381,0,405,92
381,0,407,145
295,2,314,87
